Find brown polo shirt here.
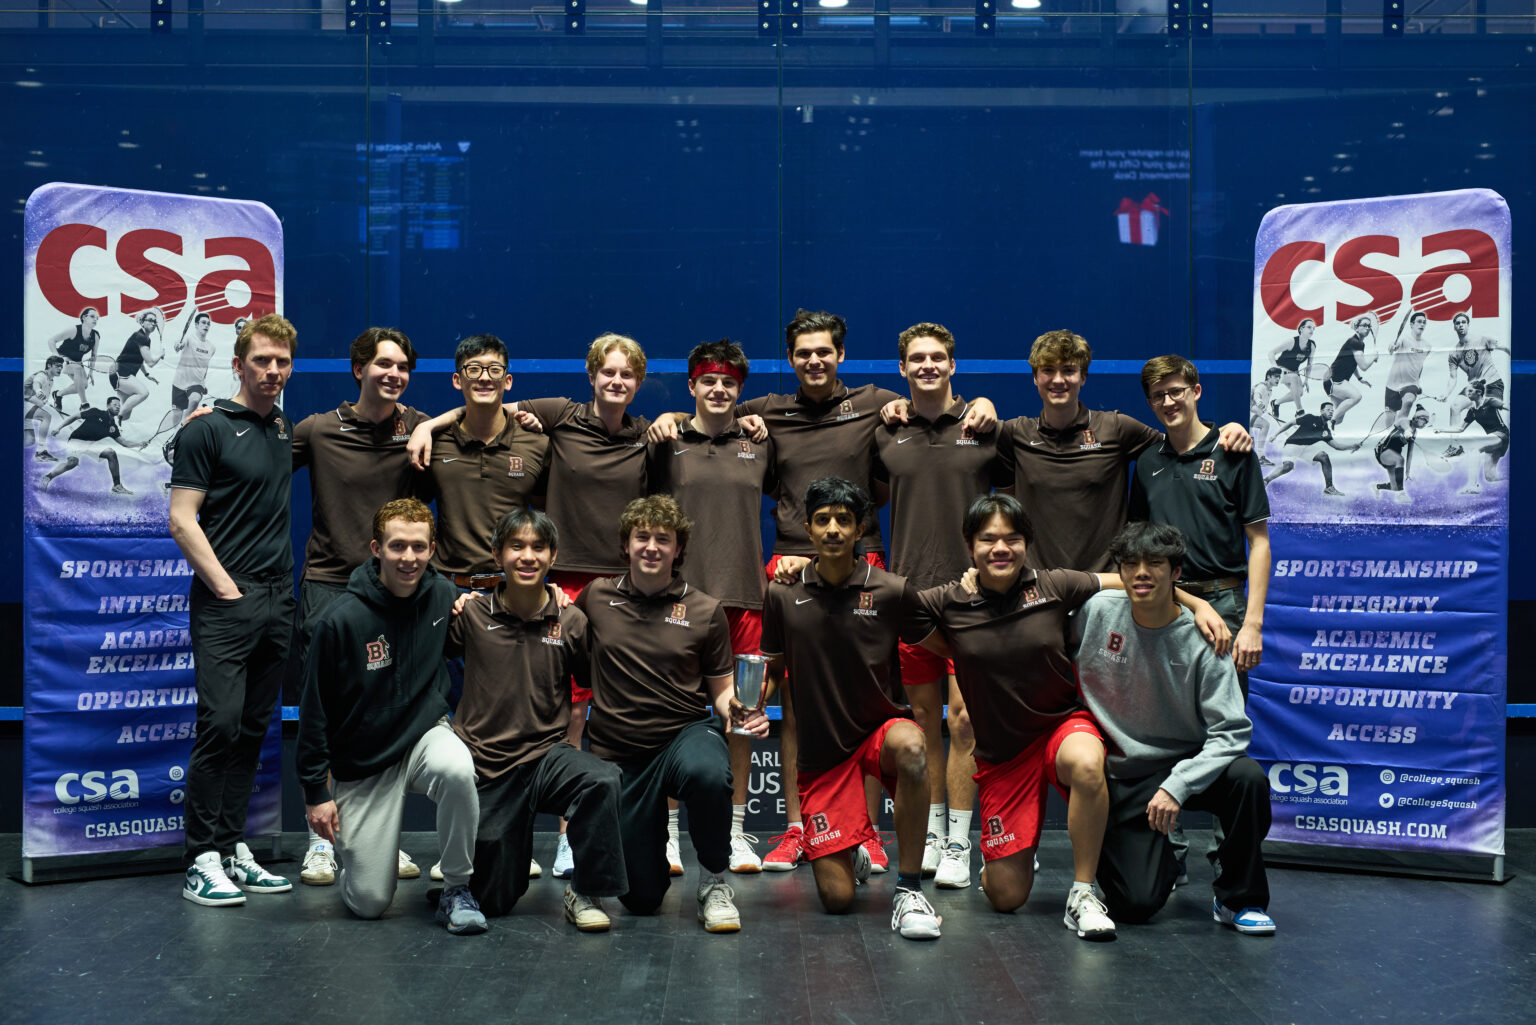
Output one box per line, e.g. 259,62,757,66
998,404,1162,572
738,381,903,557
759,561,930,775
915,569,1100,764
578,573,733,763
426,411,550,576
293,402,430,585
874,396,1013,589
445,584,590,781
648,423,774,610
521,397,652,575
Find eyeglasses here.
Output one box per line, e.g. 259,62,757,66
1149,385,1191,404
459,363,506,380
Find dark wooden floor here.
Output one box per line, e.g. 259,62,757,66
4,830,1533,1025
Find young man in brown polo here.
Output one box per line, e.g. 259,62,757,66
447,507,626,931
760,477,942,940
577,495,768,931
998,329,1248,573
649,339,776,874
874,321,1012,889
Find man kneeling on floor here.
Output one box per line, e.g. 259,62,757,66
447,507,627,931
297,498,487,935
1074,521,1276,936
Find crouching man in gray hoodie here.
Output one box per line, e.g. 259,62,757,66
297,498,486,935
1072,521,1276,936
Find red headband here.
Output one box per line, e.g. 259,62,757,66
690,360,745,384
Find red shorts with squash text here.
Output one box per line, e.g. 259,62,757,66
724,606,762,656
974,710,1103,862
898,640,953,690
549,570,603,703
797,718,907,860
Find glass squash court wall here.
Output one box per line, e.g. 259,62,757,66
1,3,1532,714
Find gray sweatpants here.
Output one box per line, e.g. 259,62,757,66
333,720,479,919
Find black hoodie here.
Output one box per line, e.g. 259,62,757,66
296,558,456,804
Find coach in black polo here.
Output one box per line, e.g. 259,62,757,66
1129,355,1271,689
169,313,299,908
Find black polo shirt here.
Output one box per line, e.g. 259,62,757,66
170,398,293,580
1128,426,1269,581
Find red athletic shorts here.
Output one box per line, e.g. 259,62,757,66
797,718,907,860
548,570,603,703
725,606,762,656
899,640,953,689
974,710,1104,862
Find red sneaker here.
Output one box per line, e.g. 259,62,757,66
761,827,805,872
862,833,892,875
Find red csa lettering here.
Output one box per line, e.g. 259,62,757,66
36,225,277,325
117,229,186,316
1260,229,1500,329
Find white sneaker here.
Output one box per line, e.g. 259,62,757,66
529,858,543,879
697,879,741,933
397,850,421,880
563,886,611,932
1064,886,1117,941
891,887,942,940
853,841,873,885
729,833,762,874
921,832,943,877
666,838,684,877
430,861,443,882
553,833,575,879
934,837,972,890
183,851,246,907
300,843,337,886
221,842,292,894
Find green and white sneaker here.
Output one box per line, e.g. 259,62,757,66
222,842,293,894
184,851,246,907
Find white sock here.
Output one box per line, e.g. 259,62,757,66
667,808,680,847
927,803,946,837
787,820,803,832
731,805,746,837
308,830,326,850
1071,879,1094,895
947,808,973,841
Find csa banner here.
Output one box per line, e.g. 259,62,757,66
22,183,285,860
1248,189,1508,858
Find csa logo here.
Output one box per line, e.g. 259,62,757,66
365,634,393,671
1267,762,1349,797
508,455,524,475
55,769,140,805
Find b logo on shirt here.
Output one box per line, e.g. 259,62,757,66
542,621,564,647
854,591,878,617
836,399,857,422
1107,632,1124,653
1023,586,1040,604
1079,428,1101,450
665,603,691,627
365,635,392,671
737,439,756,460
1195,457,1219,481
508,455,524,476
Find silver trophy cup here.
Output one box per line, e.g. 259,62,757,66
731,654,770,736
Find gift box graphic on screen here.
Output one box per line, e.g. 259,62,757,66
1115,193,1168,246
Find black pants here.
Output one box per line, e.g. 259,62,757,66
614,719,732,915
183,575,294,865
1097,757,1272,923
472,743,628,916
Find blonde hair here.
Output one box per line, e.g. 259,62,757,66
237,313,298,359
586,332,646,384
1028,330,1092,372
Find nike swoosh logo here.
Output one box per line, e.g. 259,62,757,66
609,600,629,606
235,428,250,437
1153,467,1167,476
673,449,689,456
795,597,814,605
783,411,801,417
486,624,505,631
339,425,360,432
433,617,446,626
896,436,914,444
440,457,459,463
1028,440,1045,446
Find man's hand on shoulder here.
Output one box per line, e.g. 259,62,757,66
771,556,810,584
879,398,912,426
961,397,998,435
1216,421,1253,453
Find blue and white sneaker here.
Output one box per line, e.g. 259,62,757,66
437,884,488,935
1213,897,1276,935
222,842,292,894
184,851,245,907
553,833,575,879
